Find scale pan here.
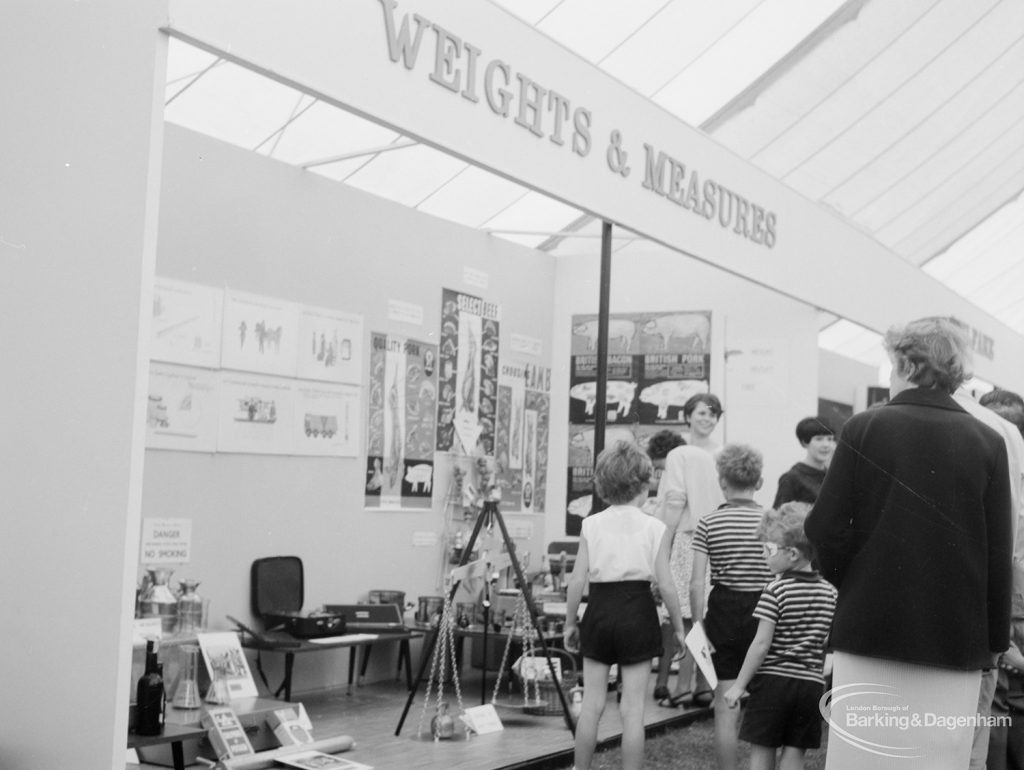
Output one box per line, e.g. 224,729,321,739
492,696,547,710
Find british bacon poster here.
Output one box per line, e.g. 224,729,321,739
566,311,712,534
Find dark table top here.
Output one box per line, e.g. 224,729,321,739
240,628,421,653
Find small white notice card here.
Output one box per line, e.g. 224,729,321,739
461,704,503,735
685,623,718,690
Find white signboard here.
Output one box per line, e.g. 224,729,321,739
221,289,300,377
150,278,223,368
296,304,363,385
146,362,219,452
140,517,192,564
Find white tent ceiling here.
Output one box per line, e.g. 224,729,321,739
163,0,1024,382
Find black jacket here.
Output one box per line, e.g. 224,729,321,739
805,387,1012,670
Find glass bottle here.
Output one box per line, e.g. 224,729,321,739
171,644,202,709
135,640,166,735
141,568,177,633
176,579,205,634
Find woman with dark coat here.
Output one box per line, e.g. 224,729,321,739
806,316,1012,770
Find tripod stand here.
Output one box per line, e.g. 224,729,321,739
395,499,576,736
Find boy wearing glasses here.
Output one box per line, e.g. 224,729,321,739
723,502,837,770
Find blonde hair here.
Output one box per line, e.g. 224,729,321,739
593,441,653,504
883,316,972,393
761,502,813,559
716,443,763,489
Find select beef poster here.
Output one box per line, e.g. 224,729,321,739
566,311,712,534
365,332,438,510
436,288,500,456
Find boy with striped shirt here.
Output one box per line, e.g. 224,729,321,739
691,443,774,770
724,502,838,770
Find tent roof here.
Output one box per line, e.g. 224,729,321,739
163,0,1024,381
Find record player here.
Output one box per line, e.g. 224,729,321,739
250,556,346,639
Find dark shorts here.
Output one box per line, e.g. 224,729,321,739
580,581,661,666
740,674,824,750
704,585,762,681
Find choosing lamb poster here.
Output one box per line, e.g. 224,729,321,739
365,332,437,510
496,360,551,513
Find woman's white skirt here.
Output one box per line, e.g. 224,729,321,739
823,651,982,770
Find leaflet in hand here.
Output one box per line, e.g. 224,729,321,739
685,623,718,690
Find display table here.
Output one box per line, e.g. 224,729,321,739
128,697,287,769
127,722,207,770
242,629,422,701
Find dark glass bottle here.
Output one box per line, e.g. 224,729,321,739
135,640,166,735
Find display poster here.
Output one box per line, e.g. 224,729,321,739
221,289,300,377
217,372,295,455
724,337,789,407
150,278,223,368
146,362,219,452
436,288,500,455
197,632,259,700
293,382,360,457
365,332,438,510
496,360,552,513
296,304,363,385
566,311,712,535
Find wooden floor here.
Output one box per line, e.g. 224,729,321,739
128,669,709,770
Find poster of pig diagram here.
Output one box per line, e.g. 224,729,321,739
365,332,438,510
150,278,223,369
569,311,712,425
221,289,300,378
435,288,500,456
145,362,219,452
496,360,551,514
296,305,363,385
566,311,712,535
292,382,360,458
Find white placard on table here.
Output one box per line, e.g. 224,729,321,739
461,703,504,735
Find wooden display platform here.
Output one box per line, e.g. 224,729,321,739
127,669,707,770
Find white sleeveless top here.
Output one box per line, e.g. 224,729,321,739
581,504,667,582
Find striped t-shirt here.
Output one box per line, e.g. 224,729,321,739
692,501,773,592
753,570,837,684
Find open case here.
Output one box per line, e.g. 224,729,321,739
250,556,345,639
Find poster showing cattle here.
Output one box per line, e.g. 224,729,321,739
365,332,438,510
566,311,712,534
496,360,552,513
435,288,501,456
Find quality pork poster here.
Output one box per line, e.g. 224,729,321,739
365,332,438,510
436,288,500,456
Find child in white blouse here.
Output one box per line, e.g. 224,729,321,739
564,441,686,770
